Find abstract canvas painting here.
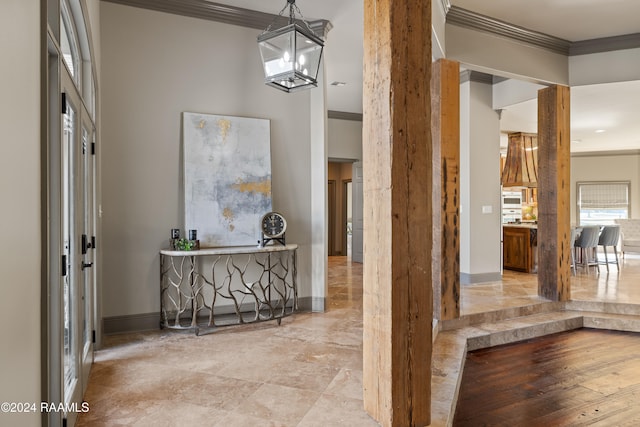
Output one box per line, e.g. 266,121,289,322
183,112,271,247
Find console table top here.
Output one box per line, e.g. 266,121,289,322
160,243,298,257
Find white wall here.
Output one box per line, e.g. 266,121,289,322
571,153,640,222
431,0,447,59
328,117,363,160
570,48,640,86
310,64,328,311
493,78,546,110
460,78,502,282
460,81,472,273
0,0,41,425
100,3,321,319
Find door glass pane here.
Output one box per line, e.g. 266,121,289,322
81,127,88,352
60,1,79,83
63,100,77,399
81,125,94,358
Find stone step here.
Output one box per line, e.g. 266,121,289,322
439,301,562,332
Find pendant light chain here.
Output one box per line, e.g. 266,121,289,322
259,0,320,38
290,2,319,36
260,3,290,35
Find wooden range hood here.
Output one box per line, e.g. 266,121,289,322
501,132,538,188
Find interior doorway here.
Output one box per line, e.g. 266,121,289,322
328,161,355,257
328,180,337,255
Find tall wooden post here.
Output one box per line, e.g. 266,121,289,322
537,85,571,301
431,59,460,321
362,0,433,425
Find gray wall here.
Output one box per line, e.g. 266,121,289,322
0,1,41,425
459,78,502,281
328,117,362,161
571,152,640,222
100,3,320,319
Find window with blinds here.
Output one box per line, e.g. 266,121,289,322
577,181,630,225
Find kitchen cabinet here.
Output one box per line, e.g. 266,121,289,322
522,187,537,205
503,225,537,273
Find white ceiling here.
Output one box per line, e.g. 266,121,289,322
501,81,640,153
216,0,640,153
453,0,640,41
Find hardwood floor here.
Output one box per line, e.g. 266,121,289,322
454,328,640,426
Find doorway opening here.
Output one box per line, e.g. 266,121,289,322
328,160,361,261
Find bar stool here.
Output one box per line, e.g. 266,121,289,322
570,227,578,275
574,226,600,273
598,225,620,271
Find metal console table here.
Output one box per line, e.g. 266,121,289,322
160,244,298,335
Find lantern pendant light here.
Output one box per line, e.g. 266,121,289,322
258,0,324,93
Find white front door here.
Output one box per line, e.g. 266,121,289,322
79,112,95,388
60,69,94,426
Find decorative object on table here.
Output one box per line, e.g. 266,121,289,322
183,112,272,247
188,229,200,250
257,0,324,93
175,238,194,251
260,211,287,246
170,228,181,250
174,238,200,251
170,229,199,251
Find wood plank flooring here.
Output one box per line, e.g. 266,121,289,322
454,328,640,426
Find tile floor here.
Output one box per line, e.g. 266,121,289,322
76,254,640,426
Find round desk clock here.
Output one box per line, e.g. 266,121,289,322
260,211,287,246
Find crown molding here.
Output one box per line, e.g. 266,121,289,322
439,0,452,14
101,0,332,37
447,6,640,57
571,149,640,158
446,6,570,55
103,1,637,58
570,33,640,56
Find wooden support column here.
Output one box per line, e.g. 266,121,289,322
362,0,432,425
431,59,460,321
537,85,571,301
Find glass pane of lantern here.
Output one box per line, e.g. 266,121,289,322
295,30,322,80
258,28,295,80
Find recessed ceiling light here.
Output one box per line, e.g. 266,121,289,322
331,81,347,87
595,129,606,133
571,139,581,144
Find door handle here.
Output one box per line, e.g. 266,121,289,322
82,262,93,270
